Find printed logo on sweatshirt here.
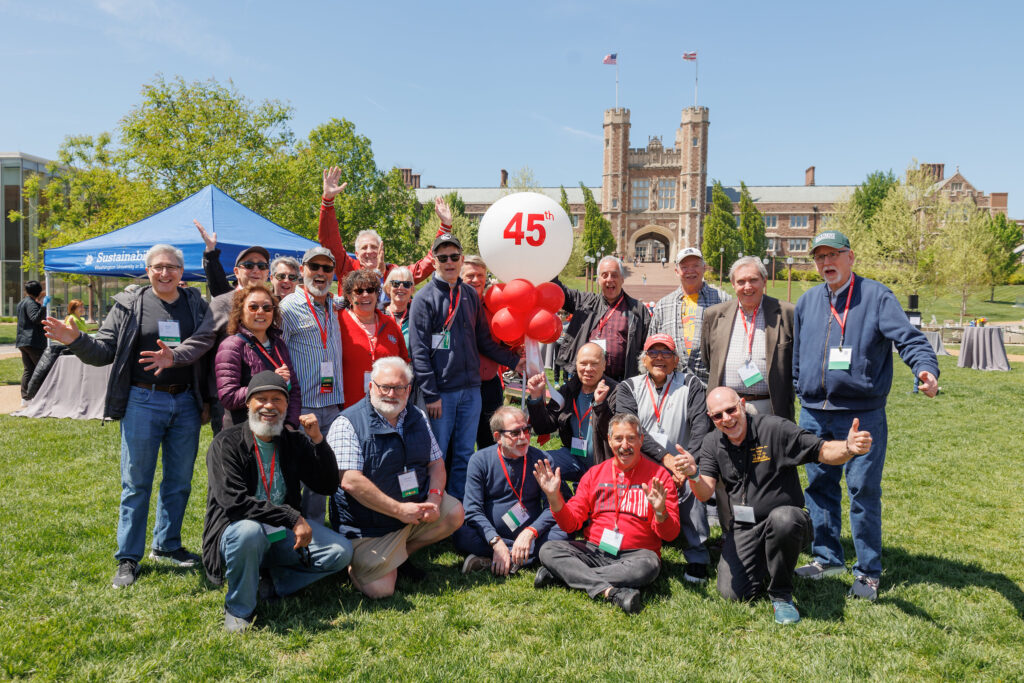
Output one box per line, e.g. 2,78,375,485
750,445,770,464
595,483,649,519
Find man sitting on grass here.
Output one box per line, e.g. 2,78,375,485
202,371,353,633
532,413,679,614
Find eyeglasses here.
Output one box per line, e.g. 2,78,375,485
709,404,742,422
239,261,269,271
372,381,411,394
273,273,299,281
149,264,181,273
353,287,378,295
389,280,413,289
498,426,532,438
812,249,850,264
435,253,462,264
246,302,274,313
305,262,336,273
646,349,676,359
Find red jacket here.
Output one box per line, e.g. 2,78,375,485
338,310,410,409
553,456,680,555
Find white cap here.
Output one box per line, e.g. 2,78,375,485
675,247,704,263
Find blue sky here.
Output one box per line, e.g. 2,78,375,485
2,0,1021,215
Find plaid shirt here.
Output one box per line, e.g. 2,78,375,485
649,282,731,384
328,405,442,471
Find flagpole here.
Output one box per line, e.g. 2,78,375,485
615,60,619,108
694,56,698,107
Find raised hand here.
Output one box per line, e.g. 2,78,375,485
322,166,348,200
274,365,291,383
532,459,562,498
42,316,81,345
593,379,610,404
642,477,668,516
434,196,453,227
673,444,698,479
846,418,872,455
526,372,547,399
298,413,322,444
139,340,174,375
193,219,216,252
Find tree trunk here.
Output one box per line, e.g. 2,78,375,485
989,284,995,302
959,289,968,326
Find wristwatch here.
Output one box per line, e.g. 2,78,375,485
489,535,502,547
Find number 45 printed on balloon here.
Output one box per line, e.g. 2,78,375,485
503,211,553,247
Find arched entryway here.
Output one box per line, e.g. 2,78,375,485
628,226,675,264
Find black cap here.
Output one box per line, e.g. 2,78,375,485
246,370,289,402
431,234,462,254
234,246,271,267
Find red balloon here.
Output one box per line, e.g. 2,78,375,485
526,309,562,344
490,306,525,343
534,282,565,313
502,279,537,313
483,283,505,311
507,335,525,349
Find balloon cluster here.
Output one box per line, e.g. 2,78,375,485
485,279,565,347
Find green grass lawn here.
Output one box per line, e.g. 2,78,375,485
1,356,1022,678
0,323,15,345
0,357,21,385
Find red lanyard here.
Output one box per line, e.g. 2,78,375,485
442,285,462,330
252,341,284,370
594,296,623,335
497,448,528,505
572,395,593,437
303,288,329,350
828,274,855,346
609,463,625,531
254,440,276,500
350,310,384,358
739,300,761,359
644,374,673,427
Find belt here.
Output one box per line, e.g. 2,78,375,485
737,393,770,401
133,382,191,395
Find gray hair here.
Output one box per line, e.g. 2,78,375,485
270,255,300,273
728,255,768,282
355,229,383,247
384,266,414,287
636,347,677,374
371,356,413,384
608,412,642,434
489,405,527,434
462,254,487,270
597,255,624,276
145,244,184,268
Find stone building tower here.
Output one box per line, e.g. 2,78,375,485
675,106,709,249
602,108,630,248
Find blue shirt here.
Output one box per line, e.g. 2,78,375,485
280,288,345,408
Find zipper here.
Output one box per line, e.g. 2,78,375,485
820,304,831,409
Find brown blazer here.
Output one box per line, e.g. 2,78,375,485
700,295,795,421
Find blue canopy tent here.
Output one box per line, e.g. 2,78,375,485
43,185,318,281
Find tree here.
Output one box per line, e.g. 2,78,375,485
984,212,1023,301
504,166,540,194
558,185,587,278
737,182,766,258
579,183,615,257
933,199,996,324
701,180,741,274
418,191,480,259
850,169,898,227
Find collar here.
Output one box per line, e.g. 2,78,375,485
829,274,853,301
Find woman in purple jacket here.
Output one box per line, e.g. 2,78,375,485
215,283,301,429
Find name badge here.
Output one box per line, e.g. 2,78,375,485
363,371,372,395
733,505,756,524
319,361,335,394
261,523,287,544
431,331,451,350
591,339,607,352
599,527,624,556
502,501,529,532
398,470,419,498
648,425,668,449
570,437,588,458
738,360,764,387
828,347,852,370
157,320,181,347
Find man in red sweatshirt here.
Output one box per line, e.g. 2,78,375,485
532,413,680,613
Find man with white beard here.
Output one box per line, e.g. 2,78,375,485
327,357,464,599
201,371,352,633
280,246,346,526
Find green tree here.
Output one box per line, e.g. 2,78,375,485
579,182,615,257
559,185,586,278
851,169,898,227
737,182,766,257
701,180,741,274
984,212,1023,301
933,199,996,324
504,166,540,194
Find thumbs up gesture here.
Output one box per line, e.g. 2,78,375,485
845,418,873,456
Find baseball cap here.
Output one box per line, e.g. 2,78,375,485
811,231,851,251
302,246,336,265
644,334,676,352
432,234,463,253
246,370,289,401
234,246,270,267
676,247,704,263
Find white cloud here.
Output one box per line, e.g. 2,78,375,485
561,125,601,141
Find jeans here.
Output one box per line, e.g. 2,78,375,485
219,519,353,619
539,540,661,599
800,406,888,579
545,447,594,500
452,522,569,564
18,346,43,400
300,404,341,526
429,387,482,501
116,386,201,562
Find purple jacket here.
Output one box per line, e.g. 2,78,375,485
215,327,302,428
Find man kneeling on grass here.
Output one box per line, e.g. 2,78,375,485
532,413,679,614
202,371,353,633
674,386,872,624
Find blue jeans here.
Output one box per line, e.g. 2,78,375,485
545,447,594,500
219,520,353,619
429,387,482,501
300,404,341,526
116,386,201,562
800,406,888,579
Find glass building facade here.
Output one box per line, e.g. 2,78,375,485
1,152,54,318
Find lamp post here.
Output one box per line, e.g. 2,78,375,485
584,255,593,293
786,257,795,302
718,246,725,288
768,251,776,282
762,256,770,291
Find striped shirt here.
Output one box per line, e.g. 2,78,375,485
280,288,345,409
723,304,770,395
328,405,442,471
649,282,731,384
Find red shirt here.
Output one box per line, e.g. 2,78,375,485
589,294,629,380
338,310,410,409
552,456,680,555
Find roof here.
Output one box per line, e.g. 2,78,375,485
415,186,601,206
711,185,856,205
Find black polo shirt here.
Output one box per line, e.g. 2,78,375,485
698,414,824,524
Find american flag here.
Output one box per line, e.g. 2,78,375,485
602,53,617,65
682,52,697,61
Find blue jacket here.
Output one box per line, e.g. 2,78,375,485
462,445,556,544
408,276,519,404
793,274,939,412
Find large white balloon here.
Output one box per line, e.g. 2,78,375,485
478,192,574,285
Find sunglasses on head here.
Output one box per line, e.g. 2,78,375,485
389,280,413,289
239,261,269,271
435,253,462,264
709,404,742,421
305,262,335,273
353,287,378,295
273,273,299,281
246,302,274,313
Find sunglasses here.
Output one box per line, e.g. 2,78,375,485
435,253,462,263
498,426,531,438
353,287,379,295
305,262,335,273
709,404,742,422
239,261,269,271
246,302,274,313
646,349,675,359
273,273,299,282
389,280,413,289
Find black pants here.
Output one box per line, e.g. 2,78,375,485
19,346,43,400
717,505,811,602
539,540,661,599
476,375,504,449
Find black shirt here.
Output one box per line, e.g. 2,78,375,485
698,414,824,524
131,288,196,386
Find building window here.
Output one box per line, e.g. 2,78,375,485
820,213,834,227
692,136,699,147
789,215,808,228
690,198,697,209
788,238,809,252
631,180,649,211
605,138,610,147
570,214,579,227
657,179,676,209
611,198,618,209
766,237,778,251
951,182,963,191
763,215,777,228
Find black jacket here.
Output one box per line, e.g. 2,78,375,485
201,421,340,585
526,374,619,465
16,296,46,349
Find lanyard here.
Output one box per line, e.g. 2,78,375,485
252,340,284,370
442,284,462,330
739,300,761,360
573,395,594,438
610,463,625,531
497,449,528,505
349,310,384,358
254,440,277,500
828,274,855,347
594,295,624,335
303,288,330,351
644,374,674,427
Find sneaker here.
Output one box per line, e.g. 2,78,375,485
461,554,490,575
534,566,557,589
149,547,201,567
397,559,426,583
224,609,255,633
848,576,880,601
683,563,708,584
772,600,801,625
608,587,642,614
795,560,846,580
112,559,139,588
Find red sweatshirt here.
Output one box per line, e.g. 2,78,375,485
338,310,410,409
552,456,680,555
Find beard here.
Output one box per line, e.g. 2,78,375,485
248,409,285,440
370,393,405,420
304,276,329,298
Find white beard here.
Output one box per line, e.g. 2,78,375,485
303,277,329,298
249,410,285,440
370,393,405,420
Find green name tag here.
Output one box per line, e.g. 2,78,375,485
828,347,852,370
261,524,287,544
599,527,623,556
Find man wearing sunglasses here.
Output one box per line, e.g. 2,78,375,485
675,386,872,624
269,256,301,299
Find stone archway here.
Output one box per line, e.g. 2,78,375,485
628,225,675,264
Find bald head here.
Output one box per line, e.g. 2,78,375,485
707,386,740,409
706,386,747,444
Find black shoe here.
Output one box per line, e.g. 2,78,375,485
608,587,642,614
112,559,139,588
683,563,708,584
534,566,557,589
149,547,201,567
397,559,426,583
258,570,279,603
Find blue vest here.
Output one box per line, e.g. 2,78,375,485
331,397,432,537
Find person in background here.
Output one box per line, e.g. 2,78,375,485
16,280,49,400
383,266,415,345
63,299,89,333
270,256,301,300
